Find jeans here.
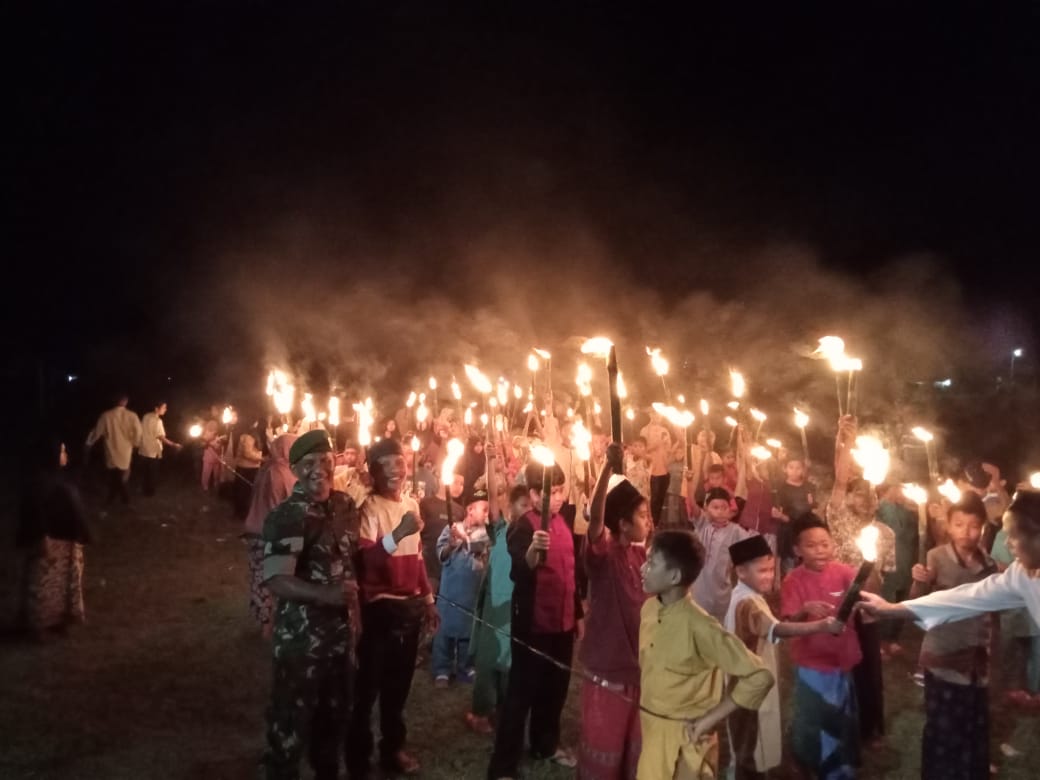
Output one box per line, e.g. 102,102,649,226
431,633,470,679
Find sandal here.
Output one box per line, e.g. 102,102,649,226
548,748,577,768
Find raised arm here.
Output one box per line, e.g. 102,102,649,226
588,443,623,542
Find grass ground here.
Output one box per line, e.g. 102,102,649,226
0,466,1037,778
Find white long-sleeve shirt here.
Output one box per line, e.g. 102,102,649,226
87,406,142,470
139,412,166,459
903,561,1040,630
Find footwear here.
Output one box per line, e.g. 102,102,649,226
886,642,904,656
380,750,420,776
548,747,577,768
459,667,476,684
465,712,494,734
434,675,450,689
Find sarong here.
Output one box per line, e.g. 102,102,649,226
922,672,989,780
579,678,641,779
790,667,858,780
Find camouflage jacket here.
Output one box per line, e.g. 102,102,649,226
262,484,360,660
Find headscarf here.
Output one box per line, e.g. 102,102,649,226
243,433,298,535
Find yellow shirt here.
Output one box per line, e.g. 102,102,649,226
638,594,774,779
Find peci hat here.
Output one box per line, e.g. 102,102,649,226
729,534,773,566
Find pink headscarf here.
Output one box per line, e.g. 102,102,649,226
243,434,298,535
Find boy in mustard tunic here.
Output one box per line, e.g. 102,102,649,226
638,529,775,779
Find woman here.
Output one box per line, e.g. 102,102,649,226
233,429,264,519
18,436,91,637
242,433,297,637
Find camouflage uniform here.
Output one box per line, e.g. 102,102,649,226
261,484,360,780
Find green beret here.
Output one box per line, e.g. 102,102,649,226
289,429,332,465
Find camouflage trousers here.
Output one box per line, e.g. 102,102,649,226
262,653,352,780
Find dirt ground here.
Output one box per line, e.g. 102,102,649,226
1,465,1037,779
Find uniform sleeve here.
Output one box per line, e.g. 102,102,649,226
694,620,775,711
903,564,1028,630
262,505,304,582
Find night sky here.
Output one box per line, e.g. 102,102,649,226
9,4,1040,438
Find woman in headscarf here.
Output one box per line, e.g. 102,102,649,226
242,432,297,638
17,434,91,637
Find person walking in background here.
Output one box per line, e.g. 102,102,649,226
138,401,181,497
86,393,142,506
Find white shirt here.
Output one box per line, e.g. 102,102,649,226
904,561,1040,630
87,406,143,470
139,412,166,459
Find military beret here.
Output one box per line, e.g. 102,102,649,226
729,534,773,566
366,437,403,466
289,429,332,465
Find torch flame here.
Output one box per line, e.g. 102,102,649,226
765,438,783,449
646,347,669,377
410,435,420,452
580,337,614,358
464,407,473,425
724,416,738,428
911,426,934,443
576,363,593,396
189,423,202,438
794,408,810,429
429,376,438,391
700,399,709,415
625,407,635,421
464,364,493,395
593,400,603,415
856,524,880,563
405,391,417,408
222,406,233,425
676,394,685,404
937,479,962,503
513,384,523,400
750,445,772,461
730,370,746,399
328,397,340,426
416,402,429,424
497,378,509,406
528,354,539,372
617,371,628,399
352,398,375,447
530,443,556,468
902,483,928,505
1029,472,1040,489
533,348,552,361
451,377,462,401
851,435,890,485
815,336,847,371
441,438,466,485
727,401,740,410
570,419,592,461
750,408,767,423
480,413,489,426
301,394,316,423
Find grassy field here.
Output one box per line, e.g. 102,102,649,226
0,468,1037,779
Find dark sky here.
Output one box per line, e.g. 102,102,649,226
9,4,1040,420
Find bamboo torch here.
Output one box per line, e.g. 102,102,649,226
903,483,930,563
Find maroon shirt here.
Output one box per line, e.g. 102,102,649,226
532,512,577,633
580,530,647,687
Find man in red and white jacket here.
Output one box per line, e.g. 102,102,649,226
346,438,439,779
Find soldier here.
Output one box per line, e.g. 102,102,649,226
261,429,360,780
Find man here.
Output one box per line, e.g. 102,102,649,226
261,429,360,780
347,438,439,778
86,393,143,505
138,401,181,497
640,411,673,524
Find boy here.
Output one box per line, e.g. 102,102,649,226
579,443,651,779
910,493,996,779
780,515,862,779
725,535,844,780
420,472,466,596
486,460,582,778
774,455,815,574
433,480,490,687
638,529,774,779
625,436,652,502
692,487,749,623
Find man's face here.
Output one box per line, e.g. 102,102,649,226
847,484,875,516
785,460,805,483
292,452,334,502
342,448,359,467
156,403,168,417
374,454,406,496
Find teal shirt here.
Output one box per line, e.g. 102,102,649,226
471,516,514,669
877,500,918,594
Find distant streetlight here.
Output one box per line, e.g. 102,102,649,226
1011,348,1024,383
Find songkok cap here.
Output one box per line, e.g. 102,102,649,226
289,429,333,465
729,534,773,566
605,478,645,525
366,437,403,466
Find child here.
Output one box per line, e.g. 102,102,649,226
433,480,490,687
467,481,530,734
774,454,815,575
579,443,651,779
780,515,862,779
625,436,652,502
638,529,774,778
487,460,581,778
692,487,749,623
909,493,997,780
725,535,844,780
991,511,1040,707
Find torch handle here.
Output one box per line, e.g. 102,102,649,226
607,347,622,445
836,561,874,623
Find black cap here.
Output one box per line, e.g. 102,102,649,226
729,535,773,566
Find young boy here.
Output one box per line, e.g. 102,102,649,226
486,460,582,778
467,482,530,734
725,535,844,780
638,529,774,779
579,443,651,779
433,480,490,687
625,436,652,502
774,455,815,575
780,515,862,779
692,487,749,623
909,493,997,779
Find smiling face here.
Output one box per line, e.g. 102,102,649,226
373,454,406,498
292,451,334,502
795,526,834,572
736,555,775,594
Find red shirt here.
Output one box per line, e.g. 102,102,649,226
580,530,647,686
531,511,577,634
780,562,861,672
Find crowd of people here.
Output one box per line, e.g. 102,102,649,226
14,389,1040,780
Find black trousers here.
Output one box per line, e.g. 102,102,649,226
346,599,423,777
487,630,574,779
140,456,160,496
649,474,669,523
106,468,130,505
853,617,885,740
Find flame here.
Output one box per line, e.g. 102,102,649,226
281,423,289,433
441,438,466,485
566,407,575,418
301,394,316,423
429,376,438,391
794,408,810,429
318,412,327,422
464,407,473,425
352,398,375,447
328,397,340,426
523,402,533,413
851,435,890,485
527,354,540,372
646,346,669,377
513,384,523,399
189,423,202,438
580,337,614,358
533,348,552,361
530,443,556,467
267,370,295,414
652,403,693,428
405,391,416,408
911,426,934,443
856,524,880,563
727,401,740,410
676,394,685,404
464,364,493,395
902,483,928,505
625,407,635,421
617,371,628,399
410,435,420,452
489,397,498,410
576,363,593,397
700,399,709,415
497,378,509,406
451,377,462,401
845,357,863,372
1029,472,1040,489
222,405,233,424
416,402,429,424
570,419,592,461
815,336,848,371
938,479,962,503
724,416,738,428
750,408,767,423
730,370,746,399
750,445,772,460
765,438,783,449
480,413,489,425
